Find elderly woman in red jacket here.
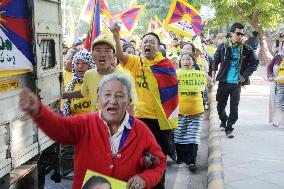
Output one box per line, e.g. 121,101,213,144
19,74,166,189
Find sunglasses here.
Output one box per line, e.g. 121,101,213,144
234,32,245,36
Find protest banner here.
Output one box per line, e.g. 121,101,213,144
177,69,206,92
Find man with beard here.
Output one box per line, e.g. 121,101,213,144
212,22,259,138
111,23,179,189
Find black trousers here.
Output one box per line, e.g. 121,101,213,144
216,82,241,132
139,118,169,189
175,144,198,165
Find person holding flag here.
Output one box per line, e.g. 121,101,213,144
111,22,179,189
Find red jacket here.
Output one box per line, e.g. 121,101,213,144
31,104,166,189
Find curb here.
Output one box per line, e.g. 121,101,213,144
207,90,224,189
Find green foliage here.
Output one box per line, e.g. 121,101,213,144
107,0,130,13
209,0,284,31
63,0,87,36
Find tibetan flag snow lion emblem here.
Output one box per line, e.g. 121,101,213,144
165,0,204,39
0,0,34,73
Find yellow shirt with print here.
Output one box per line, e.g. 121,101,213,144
69,83,92,115
277,59,284,84
123,53,165,119
179,91,204,115
81,66,136,112
177,68,204,115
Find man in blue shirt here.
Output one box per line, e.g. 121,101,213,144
212,23,259,138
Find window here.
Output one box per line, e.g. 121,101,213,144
40,40,56,69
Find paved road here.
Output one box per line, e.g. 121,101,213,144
220,66,284,189
44,115,209,189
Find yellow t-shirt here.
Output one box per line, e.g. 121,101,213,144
123,53,164,119
61,70,73,110
69,83,92,115
207,45,217,56
177,68,204,115
277,59,284,83
179,91,204,115
171,46,181,55
63,70,73,90
196,57,205,72
81,66,136,112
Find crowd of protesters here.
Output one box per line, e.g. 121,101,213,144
19,20,284,189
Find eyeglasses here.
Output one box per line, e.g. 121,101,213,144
234,32,245,36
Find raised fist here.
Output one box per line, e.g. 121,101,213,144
19,88,40,116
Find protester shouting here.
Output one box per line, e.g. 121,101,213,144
111,23,178,189
19,74,166,189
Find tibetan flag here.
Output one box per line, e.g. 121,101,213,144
148,16,164,32
80,0,96,23
91,0,100,41
0,0,34,75
100,0,112,35
164,0,204,39
84,0,100,51
150,58,179,130
155,16,164,29
114,5,143,34
84,32,91,50
147,16,156,32
80,0,112,24
100,0,112,24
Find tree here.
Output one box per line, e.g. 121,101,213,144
209,0,284,63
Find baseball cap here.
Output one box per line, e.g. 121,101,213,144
92,34,115,50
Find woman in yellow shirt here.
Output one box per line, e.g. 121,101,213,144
175,53,204,172
61,51,95,179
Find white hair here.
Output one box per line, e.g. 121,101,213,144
98,74,132,100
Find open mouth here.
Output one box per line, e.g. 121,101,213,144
144,48,151,55
99,58,106,64
107,107,118,113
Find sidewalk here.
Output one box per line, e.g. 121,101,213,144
221,67,284,189
165,114,209,189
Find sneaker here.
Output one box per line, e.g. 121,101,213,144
188,164,197,172
225,131,234,138
204,102,209,110
220,121,226,131
272,123,279,127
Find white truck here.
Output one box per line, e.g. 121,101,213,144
0,0,63,188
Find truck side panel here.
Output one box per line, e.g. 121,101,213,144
0,0,63,183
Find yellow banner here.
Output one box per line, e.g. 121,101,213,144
0,78,20,93
82,170,127,189
177,69,205,92
0,70,32,78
